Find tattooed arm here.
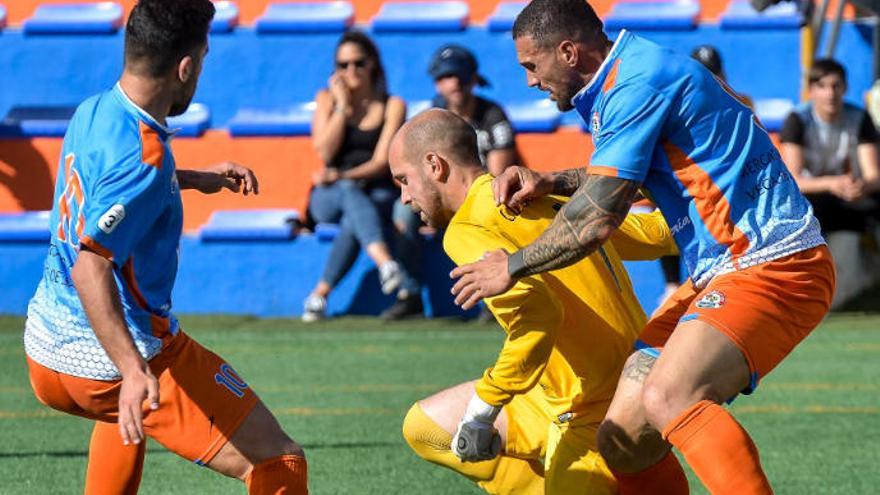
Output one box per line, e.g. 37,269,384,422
450,173,640,309
508,175,641,278
491,166,590,210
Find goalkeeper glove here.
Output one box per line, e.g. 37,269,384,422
451,393,502,462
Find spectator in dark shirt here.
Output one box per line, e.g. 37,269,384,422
780,58,880,235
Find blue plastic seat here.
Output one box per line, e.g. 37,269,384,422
256,2,354,33
604,0,700,31
406,100,433,120
200,209,301,242
720,0,802,30
372,1,469,32
314,223,341,242
0,106,77,138
227,103,315,136
24,2,124,35
504,99,561,133
0,211,50,243
487,2,527,32
211,1,240,33
753,98,794,133
167,103,211,137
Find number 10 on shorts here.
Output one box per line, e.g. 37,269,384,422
215,363,249,398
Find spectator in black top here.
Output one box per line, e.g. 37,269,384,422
381,45,518,320
304,31,407,322
780,58,880,235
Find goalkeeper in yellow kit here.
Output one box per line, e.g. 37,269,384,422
391,109,676,494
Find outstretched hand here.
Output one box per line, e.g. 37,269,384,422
450,250,515,310
184,162,259,195
491,166,553,212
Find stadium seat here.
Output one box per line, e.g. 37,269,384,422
0,211,50,243
167,103,211,138
0,5,7,30
23,2,124,35
720,0,802,29
371,1,469,33
753,98,794,132
604,0,700,31
314,223,341,242
505,99,561,133
199,209,300,241
227,103,315,136
487,2,526,32
0,106,76,138
211,1,239,33
255,2,354,33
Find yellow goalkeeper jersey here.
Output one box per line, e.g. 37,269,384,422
443,174,676,425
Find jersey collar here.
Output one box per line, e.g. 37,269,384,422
113,83,180,140
570,30,631,122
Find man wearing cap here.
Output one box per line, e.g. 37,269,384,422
383,45,518,320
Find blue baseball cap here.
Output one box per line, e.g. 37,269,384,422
428,44,490,87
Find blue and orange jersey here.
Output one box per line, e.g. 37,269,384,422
572,31,824,287
25,83,183,380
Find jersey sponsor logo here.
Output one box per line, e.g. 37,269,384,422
97,204,126,234
669,215,692,235
591,111,601,134
696,290,725,309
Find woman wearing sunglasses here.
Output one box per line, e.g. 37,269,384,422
303,30,408,322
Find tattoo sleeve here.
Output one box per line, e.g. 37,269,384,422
508,175,640,278
622,352,656,383
548,168,590,197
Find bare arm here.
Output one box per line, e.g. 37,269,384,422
780,142,843,194
508,175,641,278
339,97,407,181
311,89,349,164
486,148,517,177
857,142,880,193
71,249,159,446
176,162,259,195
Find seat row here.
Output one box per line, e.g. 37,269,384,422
0,95,794,139
0,0,803,35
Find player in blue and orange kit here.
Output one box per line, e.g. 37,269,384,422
23,1,308,493
449,1,834,494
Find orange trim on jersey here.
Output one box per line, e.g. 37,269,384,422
122,258,171,339
602,59,621,94
80,236,114,261
662,141,750,262
139,121,164,169
121,258,149,309
588,165,620,177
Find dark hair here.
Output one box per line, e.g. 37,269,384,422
336,30,389,99
512,0,604,48
808,58,847,85
124,0,215,78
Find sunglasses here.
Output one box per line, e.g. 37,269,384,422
336,58,368,70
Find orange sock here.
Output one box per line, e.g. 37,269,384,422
663,400,772,495
245,454,308,495
611,451,689,495
84,421,145,495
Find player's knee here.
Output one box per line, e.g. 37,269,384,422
402,402,452,459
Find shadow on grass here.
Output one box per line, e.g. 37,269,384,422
0,440,400,460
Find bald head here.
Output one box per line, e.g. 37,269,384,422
395,108,483,170
389,108,488,228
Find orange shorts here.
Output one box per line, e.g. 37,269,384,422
27,331,259,465
636,245,835,394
